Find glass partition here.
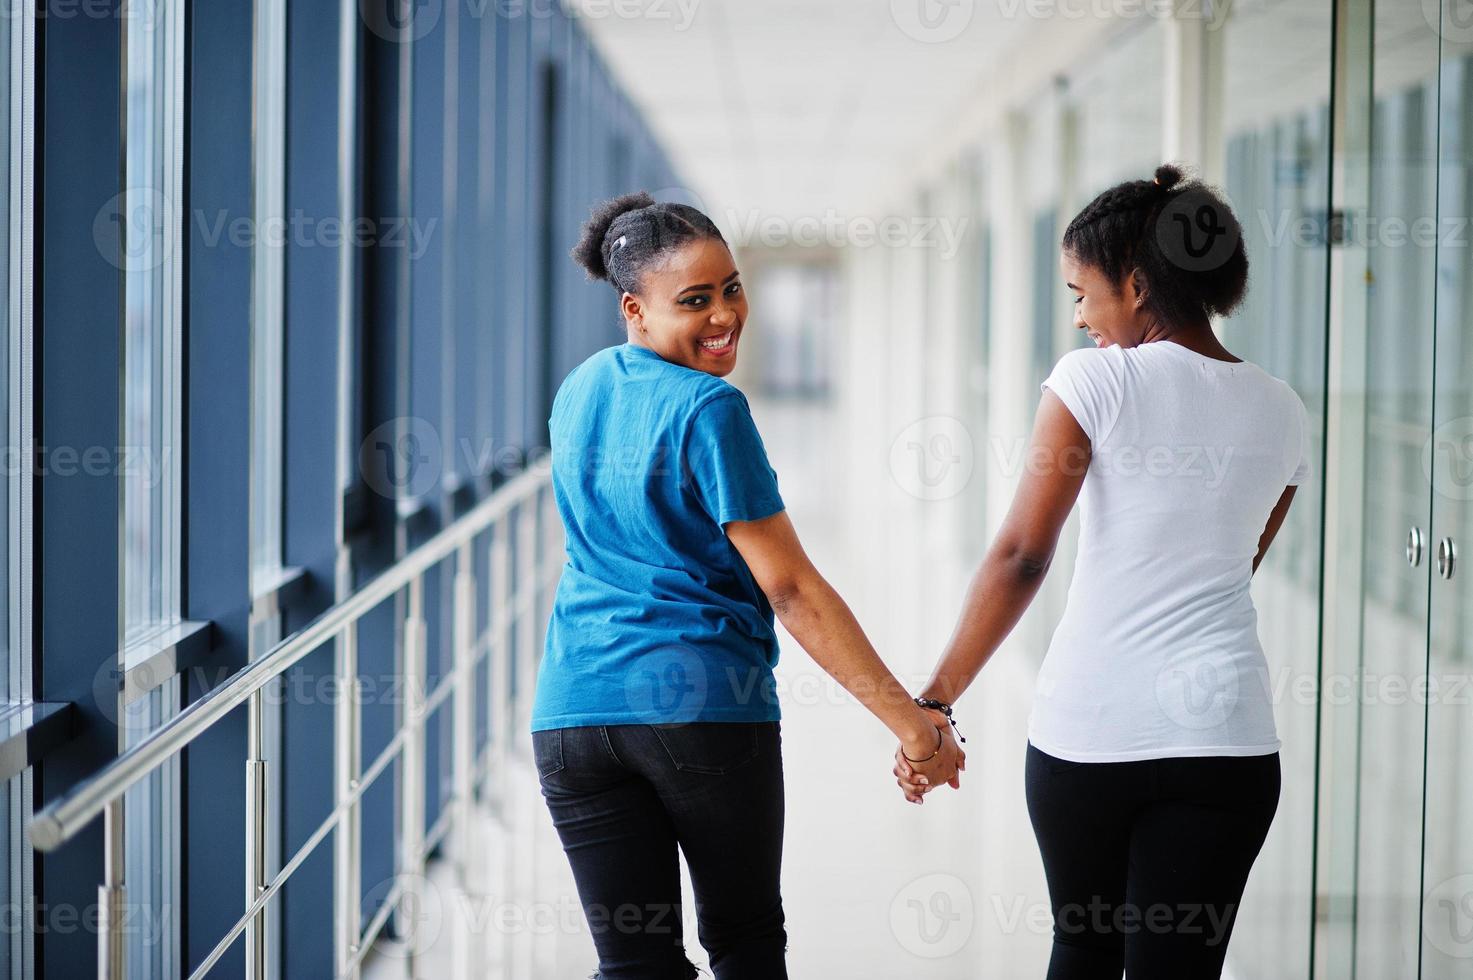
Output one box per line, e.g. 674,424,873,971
1215,0,1335,970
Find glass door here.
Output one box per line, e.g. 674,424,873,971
1423,31,1473,979
1347,0,1444,973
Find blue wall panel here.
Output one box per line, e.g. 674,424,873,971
279,0,350,976
34,7,123,979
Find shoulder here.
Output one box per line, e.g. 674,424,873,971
560,344,620,387
1044,344,1128,388
1255,367,1309,414
688,380,752,424
1059,344,1127,372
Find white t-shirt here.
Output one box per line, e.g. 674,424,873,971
1028,339,1312,763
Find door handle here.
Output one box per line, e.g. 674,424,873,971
1407,526,1426,567
1437,537,1457,580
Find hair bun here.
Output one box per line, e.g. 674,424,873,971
571,191,656,281
1153,164,1184,192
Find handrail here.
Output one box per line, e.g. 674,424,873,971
29,464,550,853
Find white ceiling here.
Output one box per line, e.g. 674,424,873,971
569,0,1034,220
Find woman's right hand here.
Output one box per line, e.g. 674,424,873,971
894,723,964,804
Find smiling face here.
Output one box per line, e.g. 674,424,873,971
1061,248,1149,349
621,237,747,377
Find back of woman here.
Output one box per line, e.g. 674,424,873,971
536,342,783,729
895,164,1310,980
1033,339,1312,761
530,192,963,980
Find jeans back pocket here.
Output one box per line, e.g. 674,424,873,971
532,729,565,779
650,722,760,775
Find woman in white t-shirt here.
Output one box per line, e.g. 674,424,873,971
895,163,1310,979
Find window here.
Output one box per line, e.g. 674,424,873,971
251,0,287,598
1069,21,1166,192
121,1,186,975
122,0,185,644
3,0,17,711
250,2,289,973
751,262,838,398
3,3,35,976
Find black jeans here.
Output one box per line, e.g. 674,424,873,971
1024,743,1281,979
533,721,787,980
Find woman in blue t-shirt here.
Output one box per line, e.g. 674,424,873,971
530,192,963,980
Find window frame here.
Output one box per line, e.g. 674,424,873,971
4,3,36,978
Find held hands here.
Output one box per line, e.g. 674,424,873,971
893,708,965,804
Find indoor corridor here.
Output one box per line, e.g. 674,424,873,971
4,0,1472,978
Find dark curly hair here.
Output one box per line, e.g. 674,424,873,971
571,191,727,295
1062,164,1249,329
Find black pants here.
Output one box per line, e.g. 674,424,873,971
533,721,787,980
1025,743,1281,979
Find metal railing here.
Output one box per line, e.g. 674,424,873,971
30,465,562,980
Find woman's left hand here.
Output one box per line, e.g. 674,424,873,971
894,708,965,804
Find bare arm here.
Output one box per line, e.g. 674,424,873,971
725,510,963,784
890,390,1088,801
917,389,1089,707
1251,486,1297,575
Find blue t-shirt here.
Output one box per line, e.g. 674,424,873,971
530,342,786,731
